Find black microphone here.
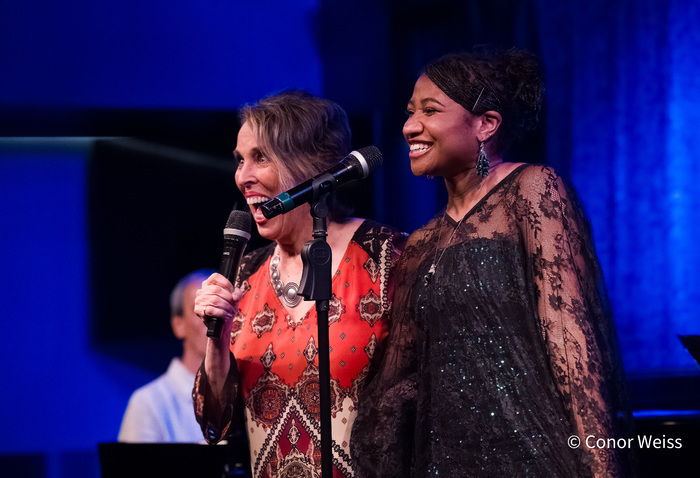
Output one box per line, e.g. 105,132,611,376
260,146,383,219
205,209,252,338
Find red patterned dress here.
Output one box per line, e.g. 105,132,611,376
194,220,406,478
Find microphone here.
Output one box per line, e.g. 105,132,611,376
205,209,252,338
260,146,382,219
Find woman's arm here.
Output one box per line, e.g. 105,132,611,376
520,166,629,477
192,273,242,443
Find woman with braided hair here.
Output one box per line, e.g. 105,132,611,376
351,47,635,477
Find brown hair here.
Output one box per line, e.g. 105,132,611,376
239,90,352,221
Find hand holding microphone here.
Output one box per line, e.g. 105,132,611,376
197,210,252,338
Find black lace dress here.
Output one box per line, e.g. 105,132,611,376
351,165,635,477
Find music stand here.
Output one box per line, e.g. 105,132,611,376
98,442,250,478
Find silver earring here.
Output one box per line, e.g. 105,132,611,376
476,141,489,178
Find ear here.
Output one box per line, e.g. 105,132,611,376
171,314,186,340
478,110,502,142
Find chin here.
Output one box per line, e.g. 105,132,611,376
410,157,432,177
411,165,432,177
256,224,277,241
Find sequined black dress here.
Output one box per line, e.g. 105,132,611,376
351,165,634,477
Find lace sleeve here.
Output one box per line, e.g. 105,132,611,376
519,166,632,477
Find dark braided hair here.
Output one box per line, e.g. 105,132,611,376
424,46,544,156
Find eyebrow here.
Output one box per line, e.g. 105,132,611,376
407,97,445,107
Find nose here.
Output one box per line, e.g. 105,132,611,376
235,159,256,191
403,114,422,139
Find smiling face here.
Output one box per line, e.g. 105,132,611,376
403,74,481,179
234,121,307,243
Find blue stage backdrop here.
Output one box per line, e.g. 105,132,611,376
538,0,700,373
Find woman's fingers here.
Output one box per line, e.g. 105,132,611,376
194,273,238,320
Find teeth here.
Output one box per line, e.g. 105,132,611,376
246,196,271,205
410,143,430,152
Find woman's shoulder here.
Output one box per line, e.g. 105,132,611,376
508,164,591,228
354,218,407,241
244,241,275,262
404,213,442,249
509,163,571,197
510,163,561,182
352,218,409,258
238,241,275,284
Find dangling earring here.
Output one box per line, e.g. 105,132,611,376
476,140,490,178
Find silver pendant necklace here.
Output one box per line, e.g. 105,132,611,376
424,165,497,286
423,212,467,286
270,252,302,307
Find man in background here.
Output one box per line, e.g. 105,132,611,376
118,269,215,443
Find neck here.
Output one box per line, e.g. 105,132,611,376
276,230,311,259
444,158,504,218
274,218,360,273
274,209,316,258
274,218,342,281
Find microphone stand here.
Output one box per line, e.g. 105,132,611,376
297,175,334,477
